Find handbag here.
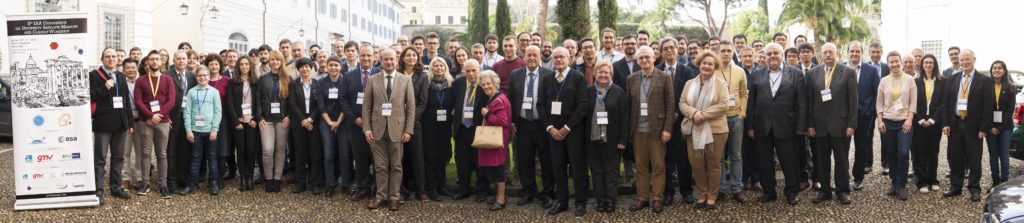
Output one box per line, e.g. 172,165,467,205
471,95,504,149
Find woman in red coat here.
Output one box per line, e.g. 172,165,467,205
476,70,512,211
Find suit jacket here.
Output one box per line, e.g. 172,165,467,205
942,70,994,133
510,66,552,125
165,68,197,122
340,66,381,120
612,59,638,90
452,76,488,127
627,69,676,135
657,62,697,117
225,79,259,127
586,84,630,145
542,69,590,130
254,72,292,123
868,61,890,78
845,61,881,116
288,78,322,127
89,68,133,132
942,67,956,79
362,71,416,142
913,77,947,127
993,81,1017,130
806,63,858,137
746,66,808,139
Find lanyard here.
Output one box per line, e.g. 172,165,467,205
641,75,651,101
436,90,445,105
555,72,568,100
147,73,161,97
960,74,973,99
271,76,280,102
824,64,837,89
195,87,210,113
924,79,934,105
719,66,732,94
465,79,478,106
98,68,118,94
890,75,903,101
770,70,784,86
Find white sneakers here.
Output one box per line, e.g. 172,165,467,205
931,185,941,191
919,187,930,193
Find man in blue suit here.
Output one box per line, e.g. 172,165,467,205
341,46,381,200
844,41,880,190
867,42,890,78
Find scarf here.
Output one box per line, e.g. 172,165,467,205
682,78,716,150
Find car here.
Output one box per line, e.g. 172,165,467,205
1008,70,1024,91
0,77,10,137
983,176,1024,223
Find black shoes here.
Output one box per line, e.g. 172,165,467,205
811,193,832,203
681,194,696,204
210,183,221,195
473,194,487,203
970,192,981,202
516,196,534,206
110,188,131,200
159,186,172,199
324,187,336,197
853,180,864,191
176,185,195,195
546,202,567,215
895,190,907,201
838,193,852,204
662,195,675,206
452,192,472,200
291,184,307,194
574,204,586,216
943,189,962,197
489,200,506,211
758,194,778,203
786,196,799,205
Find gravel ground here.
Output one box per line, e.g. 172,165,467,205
0,135,1017,222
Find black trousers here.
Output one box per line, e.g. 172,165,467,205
168,114,193,189
852,113,876,181
455,125,487,194
948,121,983,193
422,120,452,192
231,124,260,178
291,125,323,187
741,128,758,185
586,140,620,202
402,124,427,195
814,136,851,194
912,124,942,188
349,124,373,189
550,128,588,205
514,120,554,199
754,133,803,197
664,123,694,198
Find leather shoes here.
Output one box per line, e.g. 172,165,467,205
418,194,432,202
811,193,832,203
367,199,383,209
652,202,664,213
758,194,778,203
629,200,649,212
838,193,852,204
970,192,981,202
474,194,487,203
516,196,534,206
436,189,453,198
489,200,506,211
324,187,335,197
351,190,370,201
546,202,567,215
799,181,810,191
943,190,962,197
541,198,555,209
574,204,586,216
731,193,747,203
681,194,696,204
288,184,305,193
662,196,675,206
786,196,799,205
110,188,131,200
853,180,864,191
388,200,400,211
452,192,472,200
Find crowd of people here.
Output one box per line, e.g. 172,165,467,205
87,28,1017,215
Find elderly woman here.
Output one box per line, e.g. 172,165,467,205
423,57,456,200
476,70,512,211
585,59,629,213
679,51,730,210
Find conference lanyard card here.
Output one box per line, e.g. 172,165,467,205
382,103,393,116
241,103,252,116
328,88,339,99
437,110,447,121
113,96,124,108
551,101,563,115
270,102,281,114
356,92,365,105
150,101,161,113
995,111,1003,123
596,112,609,125
893,102,904,111
463,106,474,119
640,103,649,117
195,115,206,127
821,89,832,102
728,96,737,107
523,97,534,110
957,99,968,112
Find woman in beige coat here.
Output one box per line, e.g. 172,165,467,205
679,51,730,210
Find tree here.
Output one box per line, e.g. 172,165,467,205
758,0,769,34
556,0,591,41
677,0,748,38
777,0,870,44
729,10,770,43
597,0,617,31
534,0,550,38
466,0,489,44
495,0,512,38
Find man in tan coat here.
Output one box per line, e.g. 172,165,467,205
362,49,416,211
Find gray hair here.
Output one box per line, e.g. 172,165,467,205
478,70,501,89
764,42,783,54
471,43,485,50
659,37,677,48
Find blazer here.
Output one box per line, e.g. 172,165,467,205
679,77,730,133
287,78,322,127
612,58,639,90
659,62,696,124
340,66,381,119
542,68,590,130
510,66,552,124
746,66,808,139
993,80,1016,130
408,71,430,129
423,86,455,124
942,70,994,133
913,77,947,127
867,61,890,78
89,68,133,132
164,68,196,114
586,84,630,145
254,72,292,123
845,61,881,116
225,79,259,127
627,69,676,135
806,63,858,137
452,75,488,127
316,75,347,121
362,71,416,142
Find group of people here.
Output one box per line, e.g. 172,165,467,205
88,28,1016,215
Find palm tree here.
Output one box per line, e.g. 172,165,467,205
777,0,870,44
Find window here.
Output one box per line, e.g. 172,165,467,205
330,4,337,18
412,7,416,13
435,16,440,24
319,0,326,14
352,15,358,26
102,12,124,50
448,16,453,25
342,9,348,22
921,40,944,68
228,33,249,53
461,16,467,24
410,20,416,25
361,18,365,30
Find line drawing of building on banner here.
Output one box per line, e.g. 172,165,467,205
9,54,88,108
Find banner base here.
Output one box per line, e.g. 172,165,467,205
14,195,99,211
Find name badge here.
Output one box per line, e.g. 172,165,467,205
271,102,281,114
821,89,832,102
241,103,252,116
182,97,188,108
728,95,737,107
892,101,904,111
113,96,124,109
328,88,338,99
596,111,609,125
640,103,649,117
956,98,968,112
463,106,474,119
382,103,393,116
551,101,563,115
194,115,206,127
995,111,1004,123
523,97,534,110
150,101,161,113
356,92,365,105
437,110,447,121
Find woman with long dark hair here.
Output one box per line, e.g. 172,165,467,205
398,47,431,201
987,60,1015,189
912,54,945,194
451,47,469,77
226,56,260,191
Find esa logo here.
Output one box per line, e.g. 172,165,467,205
58,136,78,143
35,154,54,162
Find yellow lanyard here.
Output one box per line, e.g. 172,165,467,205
924,79,934,105
824,64,837,89
465,79,478,106
960,75,971,99
147,73,161,97
890,76,903,102
995,83,1002,109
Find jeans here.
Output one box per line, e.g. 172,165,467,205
986,127,1013,183
881,120,912,188
320,121,350,188
190,132,220,186
719,116,743,194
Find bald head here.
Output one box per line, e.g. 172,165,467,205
524,45,541,69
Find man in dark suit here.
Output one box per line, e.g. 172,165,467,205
746,43,808,205
656,38,696,205
611,35,640,185
509,45,555,206
806,43,857,205
543,47,590,215
451,59,489,201
941,46,961,78
843,41,880,190
867,42,891,78
90,48,135,204
165,50,197,192
340,46,381,200
941,49,992,202
625,46,675,214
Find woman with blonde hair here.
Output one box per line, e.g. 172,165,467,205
255,50,291,192
679,51,730,209
423,57,455,199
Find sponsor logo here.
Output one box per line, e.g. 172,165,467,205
72,183,86,188
57,136,78,143
58,113,72,128
72,152,80,159
54,184,65,190
35,154,53,162
30,137,45,144
33,115,44,126
32,173,44,179
24,155,32,163
62,171,87,177
61,152,82,160
21,174,28,180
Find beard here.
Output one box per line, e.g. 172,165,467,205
543,51,552,57
260,58,269,64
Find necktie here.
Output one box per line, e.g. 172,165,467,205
361,70,369,90
180,73,187,89
526,72,536,120
557,72,564,83
386,75,393,100
959,75,970,119
668,67,675,76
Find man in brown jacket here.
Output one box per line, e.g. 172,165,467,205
362,49,416,211
626,46,676,213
